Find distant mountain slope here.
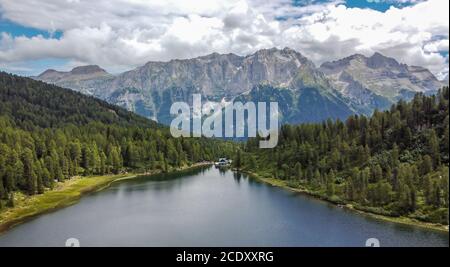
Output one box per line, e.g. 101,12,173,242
35,48,445,125
34,65,113,96
1,71,152,128
108,47,312,97
0,71,235,199
235,85,354,124
319,53,444,112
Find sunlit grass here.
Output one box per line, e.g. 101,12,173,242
0,162,211,234
0,174,136,233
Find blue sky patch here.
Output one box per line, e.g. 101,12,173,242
0,19,62,39
345,0,421,12
0,0,446,77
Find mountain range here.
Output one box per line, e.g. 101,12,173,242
34,48,447,125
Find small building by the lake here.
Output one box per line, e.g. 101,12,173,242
215,158,232,167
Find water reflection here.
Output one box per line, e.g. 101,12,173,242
233,171,242,183
0,166,447,247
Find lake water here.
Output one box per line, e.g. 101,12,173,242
0,166,448,247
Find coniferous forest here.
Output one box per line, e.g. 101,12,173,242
0,72,235,207
0,70,449,226
237,87,449,225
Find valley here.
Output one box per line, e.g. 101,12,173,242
0,51,448,247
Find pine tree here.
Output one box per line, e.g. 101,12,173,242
371,164,383,183
163,157,169,173
0,177,5,200
441,168,449,208
420,155,433,175
22,148,36,195
432,180,441,207
50,148,61,180
428,129,441,167
109,147,123,174
282,164,290,180
42,166,52,189
313,169,321,186
444,124,449,153
233,149,242,169
423,175,432,205
69,141,82,171
294,162,302,180
37,173,44,194
248,156,257,170
391,144,400,168
82,145,93,175
100,152,107,174
7,193,14,208
326,170,335,197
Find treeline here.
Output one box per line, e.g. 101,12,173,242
238,87,449,224
0,72,235,207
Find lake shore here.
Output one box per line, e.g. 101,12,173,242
244,170,449,233
2,163,446,237
0,162,211,235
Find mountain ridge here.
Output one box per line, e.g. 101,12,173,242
34,48,445,125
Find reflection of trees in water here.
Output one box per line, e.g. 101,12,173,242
218,168,227,175
119,165,211,194
233,172,242,183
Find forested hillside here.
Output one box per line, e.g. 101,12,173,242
0,72,235,207
238,87,449,224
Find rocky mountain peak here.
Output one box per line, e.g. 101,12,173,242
252,47,306,59
321,52,402,71
33,48,445,125
39,69,58,75
37,69,62,79
70,65,108,75
194,52,241,63
319,51,444,104
248,47,314,71
367,52,401,69
319,54,367,73
36,65,110,87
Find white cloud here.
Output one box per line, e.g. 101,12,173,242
278,0,449,74
424,39,449,53
0,0,448,76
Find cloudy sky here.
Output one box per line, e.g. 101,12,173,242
0,0,448,78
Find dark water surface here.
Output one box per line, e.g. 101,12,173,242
0,166,448,247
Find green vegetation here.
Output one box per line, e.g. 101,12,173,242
234,84,354,124
0,163,209,233
0,173,135,233
237,87,449,226
0,72,235,209
1,70,448,233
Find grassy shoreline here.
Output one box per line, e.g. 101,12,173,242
0,163,211,235
2,163,446,237
244,170,449,233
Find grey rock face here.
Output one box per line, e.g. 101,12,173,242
319,53,444,103
35,48,445,125
34,65,113,96
102,47,312,97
